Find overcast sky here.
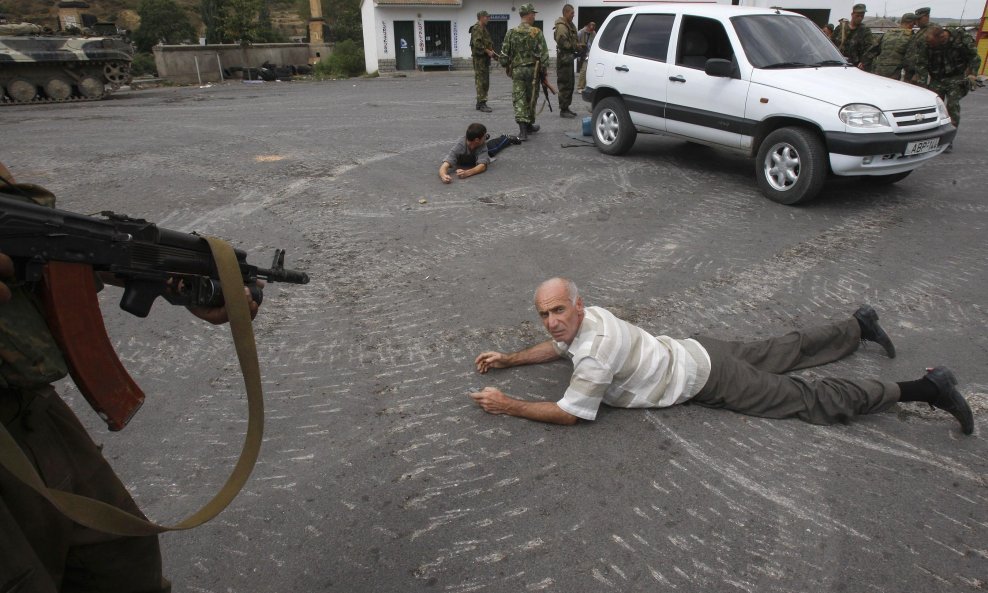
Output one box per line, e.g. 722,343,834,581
865,0,985,20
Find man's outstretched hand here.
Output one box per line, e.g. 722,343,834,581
475,351,510,374
469,387,512,415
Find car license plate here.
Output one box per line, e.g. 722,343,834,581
905,138,939,155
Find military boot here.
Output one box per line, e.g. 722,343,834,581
476,102,492,113
518,122,528,141
526,123,540,134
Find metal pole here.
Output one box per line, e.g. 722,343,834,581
217,53,224,82
194,55,203,86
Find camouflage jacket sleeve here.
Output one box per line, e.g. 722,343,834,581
903,34,929,79
957,30,981,73
554,19,578,52
852,27,875,65
470,23,492,56
538,29,550,65
0,191,68,389
863,38,882,69
499,30,514,67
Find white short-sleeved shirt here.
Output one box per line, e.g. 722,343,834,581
553,306,710,421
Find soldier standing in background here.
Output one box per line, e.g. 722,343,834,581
833,3,874,69
922,25,980,139
553,4,580,119
865,13,915,79
576,21,596,92
903,7,933,83
470,10,496,113
500,3,549,141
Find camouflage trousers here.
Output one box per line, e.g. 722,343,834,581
929,77,969,126
473,56,490,103
557,54,575,111
511,65,537,124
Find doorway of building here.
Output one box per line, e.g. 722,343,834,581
488,20,508,53
394,21,415,70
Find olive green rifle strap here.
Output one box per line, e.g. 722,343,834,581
0,236,264,536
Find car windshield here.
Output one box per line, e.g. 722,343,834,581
732,14,847,69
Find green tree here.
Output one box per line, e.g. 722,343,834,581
256,1,288,42
223,0,261,45
201,0,228,44
296,0,363,44
133,0,197,52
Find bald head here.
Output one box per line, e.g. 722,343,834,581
535,277,579,304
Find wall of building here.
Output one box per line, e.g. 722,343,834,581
153,44,312,84
360,0,851,74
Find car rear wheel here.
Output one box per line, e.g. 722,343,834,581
755,127,827,205
593,97,637,156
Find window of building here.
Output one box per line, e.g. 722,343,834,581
424,21,451,57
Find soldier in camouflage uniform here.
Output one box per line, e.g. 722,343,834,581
500,3,550,141
903,7,933,82
833,3,874,69
922,25,981,130
0,163,259,592
553,4,580,118
470,10,496,113
865,13,915,79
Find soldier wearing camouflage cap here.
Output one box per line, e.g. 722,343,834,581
499,3,550,140
864,13,915,79
833,3,874,69
470,9,496,113
903,7,933,81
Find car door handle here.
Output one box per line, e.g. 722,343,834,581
615,65,629,72
669,75,686,83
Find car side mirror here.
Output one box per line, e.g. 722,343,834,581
705,58,733,78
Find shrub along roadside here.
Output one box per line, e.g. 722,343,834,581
313,39,365,78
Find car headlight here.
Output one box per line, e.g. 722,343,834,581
839,104,890,128
936,96,950,121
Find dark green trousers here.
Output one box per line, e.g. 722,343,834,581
0,387,168,593
692,318,899,425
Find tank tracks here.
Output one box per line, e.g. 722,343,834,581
0,60,129,105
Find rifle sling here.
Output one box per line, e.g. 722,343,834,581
0,236,264,536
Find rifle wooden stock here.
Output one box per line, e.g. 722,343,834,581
40,261,144,431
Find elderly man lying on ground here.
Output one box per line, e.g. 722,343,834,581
470,278,974,435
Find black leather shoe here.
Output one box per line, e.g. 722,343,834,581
560,109,577,118
526,123,540,133
476,102,492,113
924,366,974,435
517,122,527,141
853,304,896,358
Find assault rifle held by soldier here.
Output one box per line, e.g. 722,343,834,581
0,192,309,430
531,58,558,113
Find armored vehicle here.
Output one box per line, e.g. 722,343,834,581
1,23,132,104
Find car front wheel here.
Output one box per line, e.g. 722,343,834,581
593,97,637,156
755,127,827,205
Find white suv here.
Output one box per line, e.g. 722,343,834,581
582,4,955,204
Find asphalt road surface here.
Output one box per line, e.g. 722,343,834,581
2,72,986,593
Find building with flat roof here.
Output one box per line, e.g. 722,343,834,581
358,0,854,73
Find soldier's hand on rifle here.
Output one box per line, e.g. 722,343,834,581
184,279,264,325
0,252,13,304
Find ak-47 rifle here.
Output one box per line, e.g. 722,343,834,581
531,58,558,113
0,191,309,430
